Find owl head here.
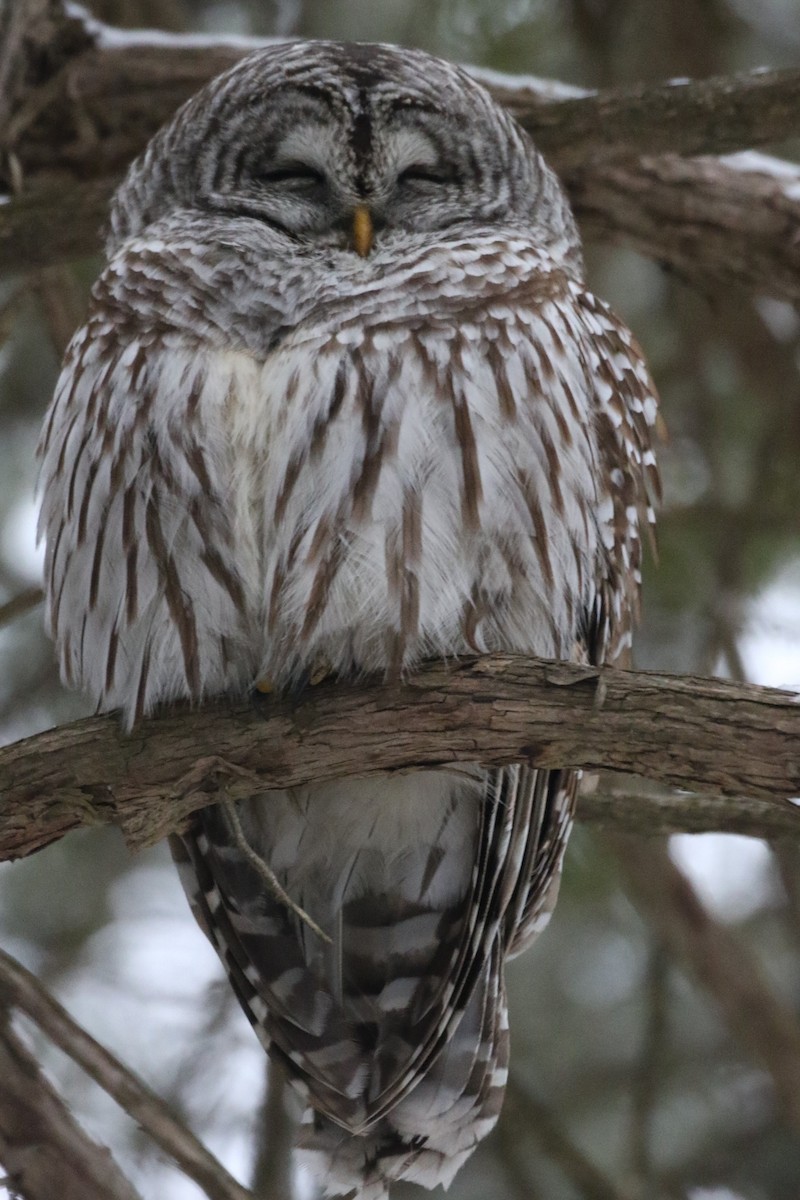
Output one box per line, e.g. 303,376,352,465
109,40,581,275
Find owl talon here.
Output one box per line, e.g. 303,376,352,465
308,660,332,686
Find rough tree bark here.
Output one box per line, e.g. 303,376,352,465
1,655,798,864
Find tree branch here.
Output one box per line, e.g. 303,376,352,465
0,176,116,272
7,25,800,183
608,836,800,1136
0,586,42,628
251,1064,294,1200
501,1077,636,1200
572,152,800,304
578,782,800,839
480,66,800,171
0,949,253,1200
0,1007,143,1200
1,655,797,865
0,0,93,136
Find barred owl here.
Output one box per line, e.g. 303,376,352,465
38,41,659,1199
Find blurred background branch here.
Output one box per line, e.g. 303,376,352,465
0,587,42,629
0,1006,143,1200
250,1064,294,1200
500,1077,639,1200
609,836,800,1132
0,949,253,1200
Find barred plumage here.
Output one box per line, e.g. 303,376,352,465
38,41,659,1198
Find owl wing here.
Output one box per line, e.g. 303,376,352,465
38,313,257,726
503,289,660,960
576,288,661,666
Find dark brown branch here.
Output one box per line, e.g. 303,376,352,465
0,1007,142,1200
0,949,253,1200
0,177,115,272
491,68,800,171
1,655,797,865
7,27,800,184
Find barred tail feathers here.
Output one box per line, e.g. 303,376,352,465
296,941,508,1197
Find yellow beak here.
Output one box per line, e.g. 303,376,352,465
352,205,374,257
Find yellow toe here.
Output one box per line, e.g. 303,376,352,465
309,660,331,686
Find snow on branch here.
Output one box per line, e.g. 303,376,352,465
476,65,800,170
573,151,800,304
1,655,798,865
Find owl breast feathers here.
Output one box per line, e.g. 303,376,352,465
38,40,659,1199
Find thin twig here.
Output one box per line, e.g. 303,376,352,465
32,265,85,357
223,797,331,944
772,843,800,960
250,1062,296,1200
0,949,253,1200
0,587,43,629
503,1077,637,1200
629,943,670,1188
0,282,29,347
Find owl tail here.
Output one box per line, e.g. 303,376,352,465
297,1116,475,1200
295,942,508,1198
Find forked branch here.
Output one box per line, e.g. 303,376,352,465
0,949,252,1200
0,1006,142,1200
